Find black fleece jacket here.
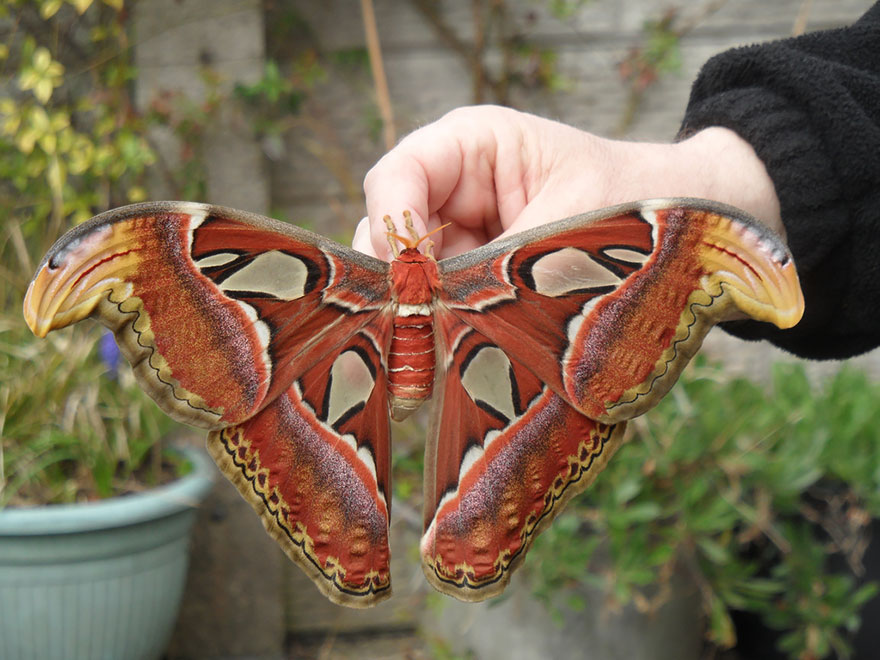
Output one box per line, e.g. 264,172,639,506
679,2,880,359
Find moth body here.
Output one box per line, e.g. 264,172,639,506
387,247,441,420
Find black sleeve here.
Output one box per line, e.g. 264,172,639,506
678,3,880,359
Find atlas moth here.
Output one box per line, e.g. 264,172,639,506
23,198,803,608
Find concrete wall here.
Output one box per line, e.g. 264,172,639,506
271,0,872,236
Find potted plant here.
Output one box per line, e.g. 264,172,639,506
0,315,214,660
0,6,213,657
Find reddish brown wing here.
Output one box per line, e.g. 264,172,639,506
421,311,625,600
423,198,804,602
210,325,394,606
23,202,396,607
438,199,804,424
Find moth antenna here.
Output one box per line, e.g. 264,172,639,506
415,222,452,251
385,212,451,255
383,215,401,258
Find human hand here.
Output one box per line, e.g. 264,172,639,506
354,105,783,261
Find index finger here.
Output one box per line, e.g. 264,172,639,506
362,120,468,260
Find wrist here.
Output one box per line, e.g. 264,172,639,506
598,128,784,241
674,127,784,239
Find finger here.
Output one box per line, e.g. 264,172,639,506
351,216,379,258
363,127,465,260
494,124,608,240
364,106,531,260
497,186,596,240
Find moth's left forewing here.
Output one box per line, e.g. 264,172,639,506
24,202,397,608
23,203,393,428
438,199,804,424
421,309,625,601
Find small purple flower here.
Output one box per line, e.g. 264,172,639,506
99,331,121,377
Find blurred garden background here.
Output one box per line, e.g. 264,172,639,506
2,0,880,658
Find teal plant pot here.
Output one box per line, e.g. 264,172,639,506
0,446,214,660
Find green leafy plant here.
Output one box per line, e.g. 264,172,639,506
0,0,185,507
1,1,155,303
0,318,179,506
231,55,326,161
527,358,880,659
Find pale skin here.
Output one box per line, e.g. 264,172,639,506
353,105,783,261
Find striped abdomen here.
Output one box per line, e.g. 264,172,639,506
388,305,435,420
388,250,441,420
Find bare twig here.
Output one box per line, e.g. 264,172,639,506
491,0,512,105
6,218,32,278
411,0,509,104
673,0,730,36
616,0,730,135
792,0,814,36
472,0,487,103
360,0,397,150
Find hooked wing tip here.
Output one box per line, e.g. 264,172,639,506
23,263,64,338
22,278,46,337
697,209,805,330
21,240,114,339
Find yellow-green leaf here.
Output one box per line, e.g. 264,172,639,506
34,79,53,104
17,129,38,154
49,111,70,132
29,106,51,132
33,47,52,71
127,186,147,202
18,70,39,93
38,131,57,155
68,137,95,174
40,0,63,19
70,0,95,13
2,114,21,136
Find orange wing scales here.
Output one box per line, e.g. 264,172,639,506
24,202,395,607
439,202,803,424
209,384,391,607
423,397,622,598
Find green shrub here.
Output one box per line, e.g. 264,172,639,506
0,0,182,506
528,358,880,659
0,317,179,506
0,0,154,307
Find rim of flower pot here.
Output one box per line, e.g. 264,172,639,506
0,445,215,535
